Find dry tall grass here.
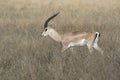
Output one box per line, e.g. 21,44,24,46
0,0,120,80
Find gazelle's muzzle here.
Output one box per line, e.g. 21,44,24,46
41,32,44,37
41,31,47,37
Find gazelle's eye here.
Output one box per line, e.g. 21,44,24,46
45,29,47,31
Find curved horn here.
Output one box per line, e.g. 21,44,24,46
44,12,59,29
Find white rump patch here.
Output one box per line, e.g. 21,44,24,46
68,39,87,47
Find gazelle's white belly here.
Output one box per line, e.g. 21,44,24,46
68,39,87,47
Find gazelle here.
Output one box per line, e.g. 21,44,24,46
41,13,104,54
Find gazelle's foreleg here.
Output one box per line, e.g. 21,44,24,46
61,42,70,52
61,46,68,52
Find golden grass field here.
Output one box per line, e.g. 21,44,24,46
0,0,120,80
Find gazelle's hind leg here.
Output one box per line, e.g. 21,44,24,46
93,32,104,54
87,41,94,53
88,46,94,53
93,43,104,54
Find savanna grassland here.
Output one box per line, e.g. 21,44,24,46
0,0,120,80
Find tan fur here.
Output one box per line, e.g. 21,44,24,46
42,27,103,54
60,31,96,52
42,13,103,54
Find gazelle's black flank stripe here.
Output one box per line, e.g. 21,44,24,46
44,12,59,29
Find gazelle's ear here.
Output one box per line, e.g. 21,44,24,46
47,24,53,28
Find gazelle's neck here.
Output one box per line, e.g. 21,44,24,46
48,28,61,42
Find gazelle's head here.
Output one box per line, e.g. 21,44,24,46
41,12,59,37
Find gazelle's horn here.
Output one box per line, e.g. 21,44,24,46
44,12,59,29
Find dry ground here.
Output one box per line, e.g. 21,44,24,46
0,0,120,80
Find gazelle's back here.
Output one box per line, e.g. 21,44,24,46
61,31,95,43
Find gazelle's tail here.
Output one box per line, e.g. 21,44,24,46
94,32,100,43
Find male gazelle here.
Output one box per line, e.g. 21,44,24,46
42,13,104,54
